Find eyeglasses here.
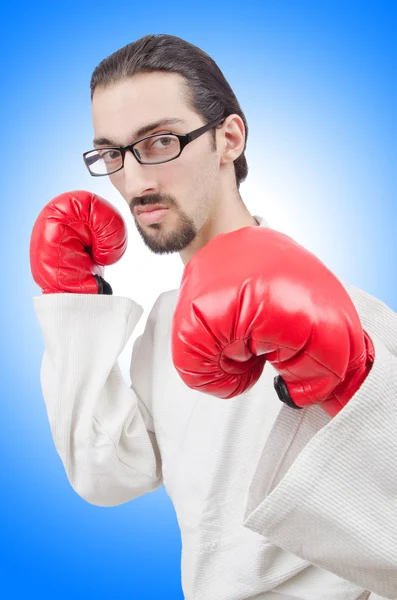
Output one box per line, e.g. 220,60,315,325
83,117,226,177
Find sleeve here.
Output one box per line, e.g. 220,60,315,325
242,282,397,599
33,292,163,507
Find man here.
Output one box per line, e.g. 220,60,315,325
30,34,397,599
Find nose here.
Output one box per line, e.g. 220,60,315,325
122,149,157,199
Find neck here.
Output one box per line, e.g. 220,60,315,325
179,192,259,266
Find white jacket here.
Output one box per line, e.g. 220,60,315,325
33,217,397,600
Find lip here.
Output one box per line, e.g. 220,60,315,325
136,207,169,225
134,204,169,216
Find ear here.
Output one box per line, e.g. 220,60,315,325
218,114,246,166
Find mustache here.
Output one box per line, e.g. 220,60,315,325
130,193,176,211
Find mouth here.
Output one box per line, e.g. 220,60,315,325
134,205,169,225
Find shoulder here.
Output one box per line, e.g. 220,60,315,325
151,288,179,314
146,288,179,333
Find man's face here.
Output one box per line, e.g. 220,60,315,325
91,72,221,254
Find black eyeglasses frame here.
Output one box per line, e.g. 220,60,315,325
83,116,226,176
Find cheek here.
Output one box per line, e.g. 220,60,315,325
155,158,192,197
177,148,218,188
109,172,125,196
157,144,219,204
194,152,219,193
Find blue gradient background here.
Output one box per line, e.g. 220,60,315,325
2,1,397,598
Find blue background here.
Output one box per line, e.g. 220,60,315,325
2,1,397,598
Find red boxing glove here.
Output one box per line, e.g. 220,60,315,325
171,226,375,417
30,190,127,294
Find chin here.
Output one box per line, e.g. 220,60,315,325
136,220,198,255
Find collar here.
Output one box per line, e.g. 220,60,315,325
253,215,270,228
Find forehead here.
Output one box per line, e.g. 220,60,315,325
92,72,194,143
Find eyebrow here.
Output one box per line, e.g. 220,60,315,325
93,117,187,146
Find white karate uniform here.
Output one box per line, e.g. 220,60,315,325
33,216,397,599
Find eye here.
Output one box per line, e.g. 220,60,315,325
99,149,121,163
134,134,180,162
151,136,175,148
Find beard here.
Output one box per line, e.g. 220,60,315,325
131,192,198,255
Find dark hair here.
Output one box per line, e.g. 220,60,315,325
90,34,248,188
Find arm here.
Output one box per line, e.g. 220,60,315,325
33,292,163,507
243,284,397,598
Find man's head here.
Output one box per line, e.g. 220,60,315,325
88,34,250,256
